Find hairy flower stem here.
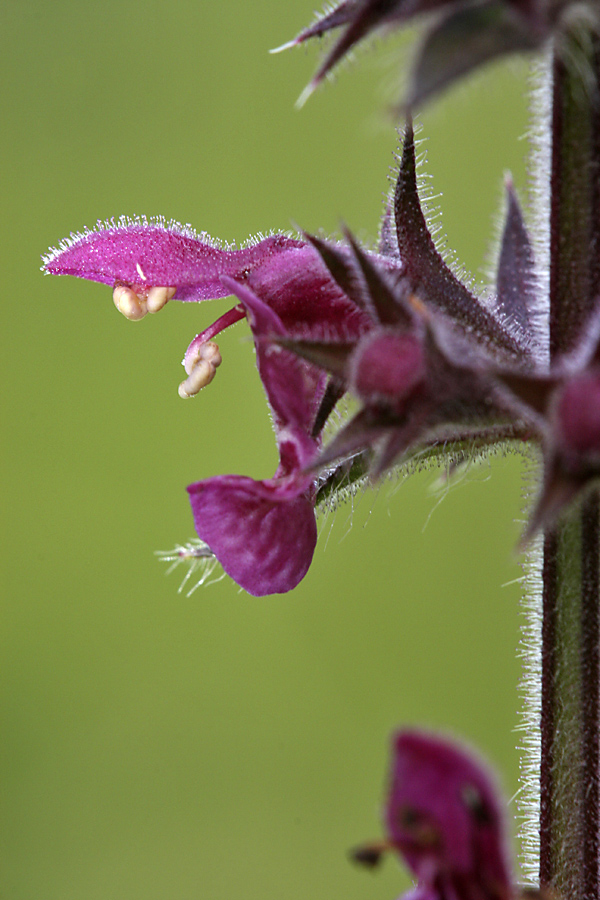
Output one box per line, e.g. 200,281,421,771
540,25,600,900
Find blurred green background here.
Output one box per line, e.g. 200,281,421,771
2,2,532,898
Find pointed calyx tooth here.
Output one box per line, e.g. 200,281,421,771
395,119,521,358
269,37,300,54
295,80,319,110
112,283,176,321
178,341,222,398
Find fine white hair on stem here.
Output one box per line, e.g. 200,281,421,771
512,47,551,880
526,47,552,367
516,449,543,884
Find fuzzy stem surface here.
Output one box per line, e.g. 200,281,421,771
539,25,600,900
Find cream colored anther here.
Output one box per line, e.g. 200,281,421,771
113,284,147,321
178,341,222,398
112,284,175,321
146,286,176,313
196,341,222,369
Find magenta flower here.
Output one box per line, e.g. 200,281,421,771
353,730,515,900
43,119,550,592
43,217,383,594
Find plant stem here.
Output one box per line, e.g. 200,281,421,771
580,491,600,900
539,529,557,888
539,24,600,900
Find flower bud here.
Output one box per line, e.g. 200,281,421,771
554,371,600,468
350,331,425,406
